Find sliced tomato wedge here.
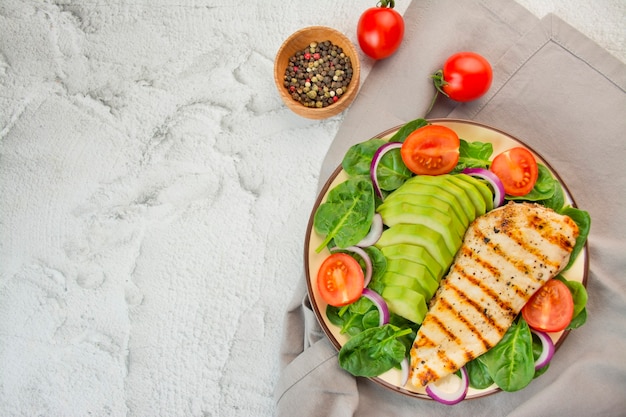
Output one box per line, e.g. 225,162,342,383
490,147,538,196
400,125,460,175
522,279,574,333
317,252,364,307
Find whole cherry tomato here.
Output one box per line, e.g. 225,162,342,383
357,0,405,60
432,52,493,102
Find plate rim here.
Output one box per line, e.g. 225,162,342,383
303,118,589,400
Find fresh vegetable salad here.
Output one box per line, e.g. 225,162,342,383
307,118,590,404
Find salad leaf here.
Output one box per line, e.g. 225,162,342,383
342,139,387,176
559,206,591,271
341,139,412,192
567,307,587,330
479,319,535,392
363,246,387,287
555,274,589,328
452,139,493,173
338,324,412,377
375,148,413,191
531,333,550,378
466,357,494,389
538,177,566,211
314,178,375,252
388,118,429,143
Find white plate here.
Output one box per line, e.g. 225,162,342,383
304,119,589,400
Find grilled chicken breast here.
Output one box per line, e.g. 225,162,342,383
409,202,579,388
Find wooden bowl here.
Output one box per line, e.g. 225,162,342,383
274,26,361,119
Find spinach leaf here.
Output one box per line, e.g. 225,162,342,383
314,178,375,252
363,246,387,286
507,164,556,202
376,148,413,191
480,319,535,392
555,275,589,329
452,139,493,173
342,139,387,177
341,138,412,193
338,324,412,377
531,332,550,378
387,118,429,143
327,297,379,336
567,307,587,329
539,178,566,211
362,310,381,329
466,357,494,389
559,206,591,271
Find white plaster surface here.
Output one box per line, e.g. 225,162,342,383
0,1,623,416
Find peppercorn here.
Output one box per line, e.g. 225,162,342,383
283,39,353,108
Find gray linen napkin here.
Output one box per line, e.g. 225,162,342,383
275,0,626,415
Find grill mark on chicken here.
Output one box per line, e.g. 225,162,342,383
529,214,577,252
409,202,579,388
446,268,509,335
427,312,459,344
437,293,495,351
437,349,456,372
415,333,437,349
504,226,561,269
475,227,535,277
454,246,526,323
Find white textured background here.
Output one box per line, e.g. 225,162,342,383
0,1,624,416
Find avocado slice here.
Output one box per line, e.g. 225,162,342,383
455,173,494,212
383,262,439,300
382,188,470,230
375,223,454,270
444,175,487,219
378,198,466,238
389,175,474,226
381,243,444,281
377,201,463,254
381,285,428,324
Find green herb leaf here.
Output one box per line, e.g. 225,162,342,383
313,178,375,252
338,324,411,377
466,357,494,389
375,148,413,191
567,307,587,329
342,139,387,177
531,332,550,378
452,139,493,173
559,206,591,271
388,118,429,143
480,319,535,392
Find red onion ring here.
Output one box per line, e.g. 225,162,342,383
361,288,390,326
400,357,410,387
425,366,469,405
462,167,505,208
370,142,404,200
356,213,383,247
531,329,555,370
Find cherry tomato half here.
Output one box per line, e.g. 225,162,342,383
434,52,493,102
357,3,405,60
490,147,539,196
522,279,575,333
317,252,364,307
400,125,460,175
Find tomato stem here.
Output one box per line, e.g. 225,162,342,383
424,69,449,117
377,0,395,8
